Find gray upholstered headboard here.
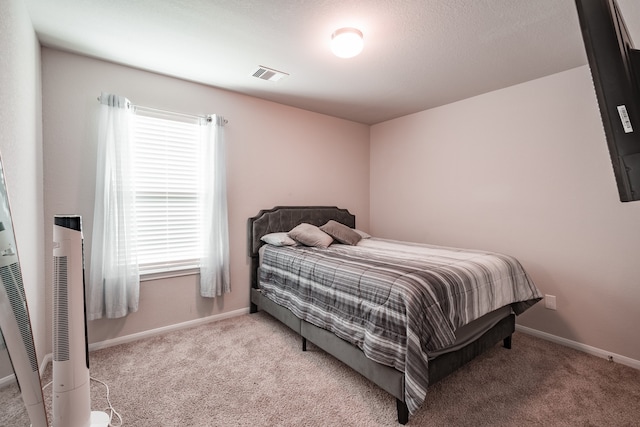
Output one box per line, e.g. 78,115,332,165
247,206,356,257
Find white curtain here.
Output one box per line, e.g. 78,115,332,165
199,115,230,297
88,93,140,320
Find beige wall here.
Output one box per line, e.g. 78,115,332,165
370,66,640,362
41,48,370,347
33,30,640,366
0,0,45,365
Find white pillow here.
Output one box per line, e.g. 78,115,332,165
354,229,371,239
261,232,297,246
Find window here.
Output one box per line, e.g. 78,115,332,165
91,93,228,318
131,110,205,275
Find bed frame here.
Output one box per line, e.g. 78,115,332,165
248,206,515,424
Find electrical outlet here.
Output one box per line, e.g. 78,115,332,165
545,294,557,310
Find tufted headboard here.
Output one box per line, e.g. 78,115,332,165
247,206,356,289
247,206,356,257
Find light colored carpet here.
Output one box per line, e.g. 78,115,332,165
0,381,30,426
4,312,640,426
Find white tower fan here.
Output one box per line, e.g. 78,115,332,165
52,215,109,427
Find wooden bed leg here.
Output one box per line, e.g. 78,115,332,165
250,302,258,313
503,335,512,349
302,337,307,352
396,399,409,425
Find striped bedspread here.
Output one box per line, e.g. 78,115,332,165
258,238,542,414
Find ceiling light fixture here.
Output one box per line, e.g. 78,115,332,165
331,27,364,58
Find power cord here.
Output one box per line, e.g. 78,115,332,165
41,376,123,426
90,376,123,427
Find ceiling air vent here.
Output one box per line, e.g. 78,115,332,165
252,66,289,82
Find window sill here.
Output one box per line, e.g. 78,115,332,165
140,267,200,282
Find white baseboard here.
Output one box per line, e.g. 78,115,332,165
516,325,640,370
0,373,15,388
88,307,249,352
39,308,249,372
84,313,640,370
32,313,640,383
40,353,52,378
1,357,52,389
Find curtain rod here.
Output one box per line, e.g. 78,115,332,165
96,96,228,125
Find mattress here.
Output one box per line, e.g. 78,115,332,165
258,237,542,413
259,244,512,359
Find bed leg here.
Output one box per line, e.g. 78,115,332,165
250,302,258,313
503,335,512,349
396,399,409,425
302,337,307,352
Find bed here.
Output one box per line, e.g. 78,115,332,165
248,206,542,424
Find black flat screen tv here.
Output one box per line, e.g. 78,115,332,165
575,0,640,202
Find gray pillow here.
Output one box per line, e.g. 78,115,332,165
320,220,362,245
288,223,334,248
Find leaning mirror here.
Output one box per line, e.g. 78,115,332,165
0,154,48,426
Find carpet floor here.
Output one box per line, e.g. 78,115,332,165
3,312,640,426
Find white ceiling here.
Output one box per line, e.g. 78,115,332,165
23,0,640,125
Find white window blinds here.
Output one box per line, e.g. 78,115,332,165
131,110,203,275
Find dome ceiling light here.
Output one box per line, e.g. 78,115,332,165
331,27,364,58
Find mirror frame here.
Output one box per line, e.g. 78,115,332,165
0,154,48,426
